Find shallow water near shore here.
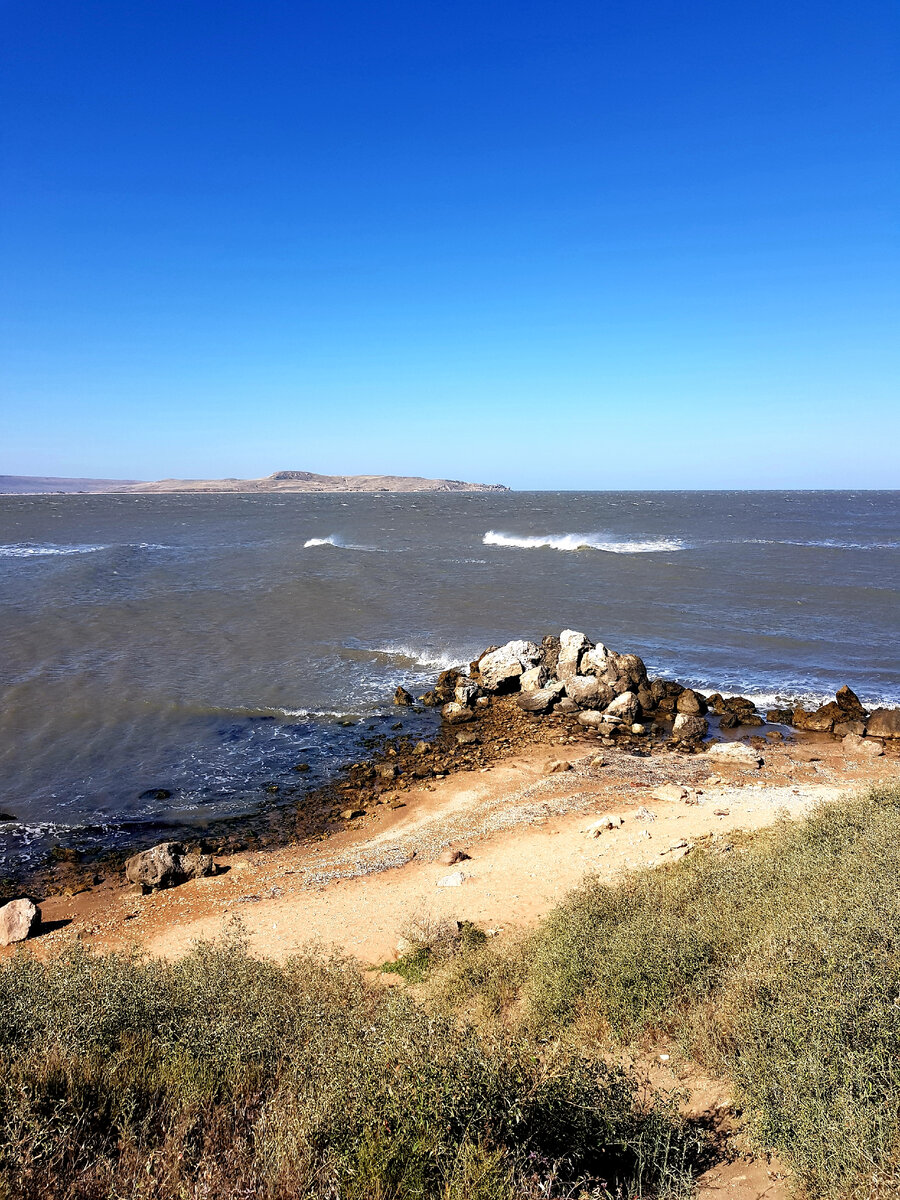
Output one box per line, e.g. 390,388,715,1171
1,489,898,867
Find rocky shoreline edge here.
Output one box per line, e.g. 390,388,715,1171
3,627,898,943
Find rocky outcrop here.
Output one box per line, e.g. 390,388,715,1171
0,898,40,946
125,842,215,893
867,709,900,739
476,641,542,692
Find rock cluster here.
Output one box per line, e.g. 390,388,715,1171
124,842,216,893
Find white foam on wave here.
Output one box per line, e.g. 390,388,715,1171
742,538,900,551
362,642,468,673
483,530,686,553
0,542,109,557
303,534,380,552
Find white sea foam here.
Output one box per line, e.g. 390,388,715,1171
303,535,379,551
742,538,900,551
366,643,467,672
0,542,110,557
483,530,686,553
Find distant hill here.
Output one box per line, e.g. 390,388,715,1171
1,471,508,495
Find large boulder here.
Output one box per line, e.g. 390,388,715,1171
867,709,900,739
520,665,548,692
582,644,612,675
676,688,708,715
556,630,592,681
843,732,884,757
672,714,708,742
836,685,867,720
477,640,542,692
577,710,604,729
516,681,564,713
565,675,600,707
0,898,41,946
793,703,840,733
125,842,215,893
605,691,640,724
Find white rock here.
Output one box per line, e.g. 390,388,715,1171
843,732,884,757
582,644,612,674
0,898,40,946
557,630,591,681
437,871,465,887
478,640,542,691
565,675,600,706
606,691,639,722
705,742,763,766
652,784,688,803
520,665,548,692
577,710,604,728
584,814,624,836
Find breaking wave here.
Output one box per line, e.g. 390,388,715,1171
303,535,380,552
483,530,686,553
0,542,110,557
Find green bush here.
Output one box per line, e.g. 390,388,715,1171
444,782,900,1197
0,925,704,1199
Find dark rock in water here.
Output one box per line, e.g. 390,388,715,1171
139,788,173,801
420,690,439,706
394,686,414,706
0,898,40,946
650,678,684,702
672,714,709,742
867,708,900,739
676,689,708,716
293,762,310,772
125,842,215,893
0,812,16,823
794,701,843,733
835,685,867,720
433,669,461,703
766,707,794,725
719,712,740,730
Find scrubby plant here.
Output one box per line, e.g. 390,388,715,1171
0,924,704,1199
443,782,900,1197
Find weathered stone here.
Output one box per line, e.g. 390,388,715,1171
614,653,649,688
540,635,561,676
454,681,480,707
516,682,564,713
605,691,640,723
438,847,471,865
582,644,612,675
867,709,900,739
705,742,763,766
843,732,884,757
766,707,794,725
477,640,542,691
124,842,215,893
441,702,475,724
833,720,866,739
341,808,366,820
676,689,708,715
0,898,40,946
556,630,592,681
637,687,655,712
436,871,465,888
455,729,480,745
650,678,683,701
565,674,600,707
577,710,604,728
393,686,414,706
672,713,709,741
556,697,579,712
793,704,838,733
520,665,548,692
545,759,573,774
652,784,688,802
377,763,398,780
836,685,867,719
584,813,623,836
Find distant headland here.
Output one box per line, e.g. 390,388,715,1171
0,470,509,495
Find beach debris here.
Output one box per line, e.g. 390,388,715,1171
412,741,429,756
661,840,692,861
843,733,884,757
437,871,466,887
714,809,731,817
584,814,624,836
705,743,764,767
393,686,414,706
0,898,41,946
124,842,215,893
438,847,471,866
652,784,688,803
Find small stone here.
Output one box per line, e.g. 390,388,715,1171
652,784,688,803
441,701,476,724
545,760,573,774
631,723,646,734
340,809,365,820
0,898,40,946
455,730,480,745
412,741,429,756
437,871,465,887
634,806,657,821
672,713,709,742
520,665,548,692
292,762,310,772
584,814,624,835
394,686,414,706
705,742,763,766
377,763,398,781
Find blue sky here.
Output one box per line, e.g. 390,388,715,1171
2,0,898,487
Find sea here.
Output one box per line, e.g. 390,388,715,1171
1,490,898,869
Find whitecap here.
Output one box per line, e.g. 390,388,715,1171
483,530,686,553
303,535,380,551
0,542,110,557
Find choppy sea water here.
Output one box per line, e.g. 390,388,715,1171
1,490,898,866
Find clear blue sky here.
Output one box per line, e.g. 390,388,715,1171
2,0,898,487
